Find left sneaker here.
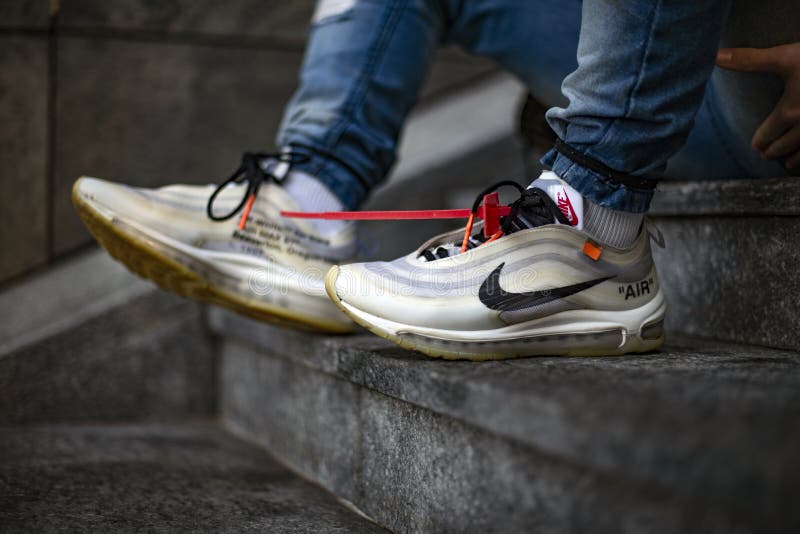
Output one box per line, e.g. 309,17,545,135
72,153,356,333
326,177,666,360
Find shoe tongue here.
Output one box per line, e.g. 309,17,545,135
528,171,583,230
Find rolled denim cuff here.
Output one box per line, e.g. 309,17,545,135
540,147,655,214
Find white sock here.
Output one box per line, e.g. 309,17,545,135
529,171,643,249
282,170,349,236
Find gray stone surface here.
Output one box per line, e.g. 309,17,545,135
224,355,732,532
57,0,315,43
358,389,732,534
0,249,150,354
222,340,361,503
650,178,800,216
645,177,800,353
53,36,304,254
604,178,800,350
0,422,385,533
0,289,216,423
212,308,800,532
0,1,49,29
0,36,48,281
651,216,800,351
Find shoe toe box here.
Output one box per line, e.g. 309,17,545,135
326,261,497,331
72,176,143,220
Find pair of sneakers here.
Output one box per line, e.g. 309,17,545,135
72,156,665,360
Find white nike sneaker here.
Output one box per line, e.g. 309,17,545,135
72,152,356,333
325,177,665,360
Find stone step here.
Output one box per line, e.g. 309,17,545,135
210,308,800,533
0,421,385,533
648,178,800,352
0,249,216,423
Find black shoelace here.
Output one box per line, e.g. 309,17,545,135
206,150,309,227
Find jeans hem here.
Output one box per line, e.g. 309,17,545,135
541,148,654,213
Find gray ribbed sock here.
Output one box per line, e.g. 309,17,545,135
283,170,348,236
583,201,643,249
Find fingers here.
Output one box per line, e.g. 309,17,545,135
716,47,787,74
752,105,793,154
729,43,800,170
762,124,800,160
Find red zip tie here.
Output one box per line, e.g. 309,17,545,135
280,205,511,221
282,192,512,255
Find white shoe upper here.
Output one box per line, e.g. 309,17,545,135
331,222,660,333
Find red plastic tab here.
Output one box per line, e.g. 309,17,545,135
481,192,500,238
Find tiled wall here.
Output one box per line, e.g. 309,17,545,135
0,1,496,283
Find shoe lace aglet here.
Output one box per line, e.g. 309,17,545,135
238,193,257,230
460,213,475,253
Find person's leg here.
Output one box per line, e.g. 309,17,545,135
276,0,444,210
448,0,779,185
443,0,581,109
441,1,646,248
541,0,731,213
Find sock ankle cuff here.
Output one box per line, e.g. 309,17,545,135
583,201,643,249
283,170,348,236
283,170,345,212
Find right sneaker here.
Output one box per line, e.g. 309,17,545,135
72,154,356,333
326,177,666,360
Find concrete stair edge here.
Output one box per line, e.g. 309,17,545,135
210,308,800,533
0,248,217,423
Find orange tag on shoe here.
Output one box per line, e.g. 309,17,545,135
582,240,603,261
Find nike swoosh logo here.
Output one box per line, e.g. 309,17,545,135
557,189,579,226
479,263,611,311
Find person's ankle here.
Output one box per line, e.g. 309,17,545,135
582,200,643,249
529,170,643,248
283,170,349,236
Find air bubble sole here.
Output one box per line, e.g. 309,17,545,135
325,265,666,361
72,181,354,334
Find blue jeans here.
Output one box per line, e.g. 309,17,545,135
277,0,786,213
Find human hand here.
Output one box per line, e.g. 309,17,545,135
716,43,800,171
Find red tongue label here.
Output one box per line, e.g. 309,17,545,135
481,192,501,238
556,188,579,226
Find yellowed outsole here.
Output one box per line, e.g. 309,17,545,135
325,265,664,361
72,183,354,334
